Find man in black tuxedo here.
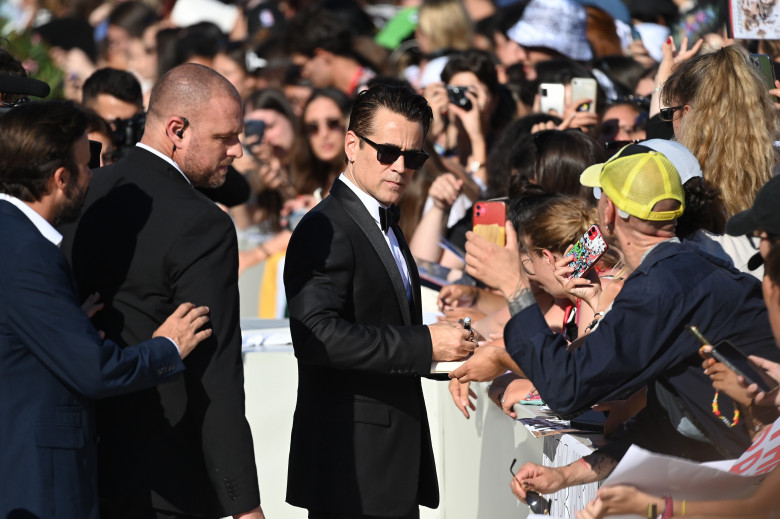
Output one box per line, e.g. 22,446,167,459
63,64,264,519
284,85,475,518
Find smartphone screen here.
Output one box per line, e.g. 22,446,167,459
567,224,608,278
473,200,506,246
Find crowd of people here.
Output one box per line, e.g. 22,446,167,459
3,0,780,517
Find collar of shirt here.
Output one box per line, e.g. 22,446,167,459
0,193,62,246
136,142,192,186
338,173,387,231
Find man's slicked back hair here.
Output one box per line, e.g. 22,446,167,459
347,84,433,140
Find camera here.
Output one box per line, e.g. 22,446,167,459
446,85,472,111
113,112,146,160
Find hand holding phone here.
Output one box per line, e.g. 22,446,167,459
566,224,608,279
689,325,778,394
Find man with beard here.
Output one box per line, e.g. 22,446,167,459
0,100,213,518
62,64,264,519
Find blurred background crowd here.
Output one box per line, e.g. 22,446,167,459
5,0,780,517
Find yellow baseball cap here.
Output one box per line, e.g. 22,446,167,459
580,144,685,222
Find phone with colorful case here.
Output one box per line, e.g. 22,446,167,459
567,224,608,278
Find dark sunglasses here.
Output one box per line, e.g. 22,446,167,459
509,458,551,514
304,117,343,136
659,105,684,121
355,133,429,170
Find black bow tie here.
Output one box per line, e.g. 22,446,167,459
379,205,400,233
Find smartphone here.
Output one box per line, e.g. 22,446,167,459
473,200,507,246
446,85,472,111
749,53,778,102
244,119,266,142
689,326,778,393
539,83,565,115
571,77,597,113
567,224,608,279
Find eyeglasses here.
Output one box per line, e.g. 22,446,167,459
304,117,343,136
354,133,430,170
520,251,536,276
659,105,685,121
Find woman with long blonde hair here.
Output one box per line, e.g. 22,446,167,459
661,45,778,217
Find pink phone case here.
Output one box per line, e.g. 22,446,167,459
567,224,608,278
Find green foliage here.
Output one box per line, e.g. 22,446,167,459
1,18,63,99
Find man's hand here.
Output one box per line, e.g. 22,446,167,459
448,378,477,419
577,485,662,519
510,462,568,502
234,506,265,519
153,302,212,359
464,222,523,296
429,321,475,361
81,291,104,318
449,344,512,383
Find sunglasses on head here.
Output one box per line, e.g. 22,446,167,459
355,133,430,170
659,105,684,121
304,117,343,136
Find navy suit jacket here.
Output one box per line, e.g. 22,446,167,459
0,201,184,519
284,179,438,516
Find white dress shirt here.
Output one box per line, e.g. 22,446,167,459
0,194,62,246
339,174,412,301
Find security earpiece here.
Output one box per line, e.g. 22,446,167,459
176,117,190,138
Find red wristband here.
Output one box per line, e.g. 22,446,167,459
661,495,673,519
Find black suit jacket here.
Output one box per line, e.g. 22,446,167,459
62,147,259,517
283,179,439,516
1,200,183,519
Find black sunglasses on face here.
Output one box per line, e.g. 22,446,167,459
304,117,343,136
354,133,430,170
659,105,684,121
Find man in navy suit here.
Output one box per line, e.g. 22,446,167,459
0,100,212,518
284,85,475,518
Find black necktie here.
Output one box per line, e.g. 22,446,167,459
379,205,400,233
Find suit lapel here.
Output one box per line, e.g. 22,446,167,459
330,180,413,325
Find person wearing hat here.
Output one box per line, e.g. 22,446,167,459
505,0,593,80
726,175,780,272
499,144,780,500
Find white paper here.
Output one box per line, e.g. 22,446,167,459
241,327,293,351
730,0,780,39
604,445,763,501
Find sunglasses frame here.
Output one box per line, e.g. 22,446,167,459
304,117,343,136
354,132,429,170
659,105,684,122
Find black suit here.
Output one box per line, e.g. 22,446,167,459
62,147,259,518
283,179,438,517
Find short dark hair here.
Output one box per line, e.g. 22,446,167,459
348,84,433,140
285,7,353,59
441,50,499,93
82,68,143,108
0,100,88,202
